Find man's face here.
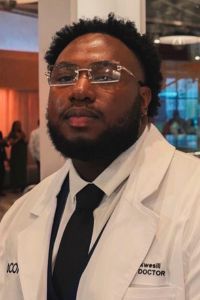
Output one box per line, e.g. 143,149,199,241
47,33,150,161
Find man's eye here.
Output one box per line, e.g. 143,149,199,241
94,74,113,81
56,75,74,83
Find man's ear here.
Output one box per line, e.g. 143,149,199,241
139,86,152,116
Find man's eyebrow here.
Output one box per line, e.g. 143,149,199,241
55,61,78,66
53,60,121,68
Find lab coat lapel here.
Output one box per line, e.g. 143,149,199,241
18,161,70,300
77,197,158,300
125,124,176,202
18,203,55,300
77,125,175,300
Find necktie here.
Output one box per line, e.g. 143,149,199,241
53,184,104,300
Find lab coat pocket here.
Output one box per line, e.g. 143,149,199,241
123,286,176,299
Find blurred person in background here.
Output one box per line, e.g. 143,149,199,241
28,120,40,182
162,109,187,136
0,131,8,197
7,121,28,193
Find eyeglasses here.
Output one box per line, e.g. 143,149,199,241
46,60,144,87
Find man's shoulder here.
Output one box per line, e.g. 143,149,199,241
0,175,52,225
0,162,69,233
164,149,200,196
172,149,200,170
148,124,200,173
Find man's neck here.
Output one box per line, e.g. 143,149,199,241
72,157,116,182
72,123,149,182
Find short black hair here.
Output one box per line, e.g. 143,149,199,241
45,13,162,117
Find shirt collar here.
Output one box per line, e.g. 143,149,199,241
69,126,148,199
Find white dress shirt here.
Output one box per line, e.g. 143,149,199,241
52,128,148,267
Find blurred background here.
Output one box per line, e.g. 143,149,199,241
146,0,200,152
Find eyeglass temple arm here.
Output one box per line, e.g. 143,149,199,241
118,65,145,86
118,65,136,78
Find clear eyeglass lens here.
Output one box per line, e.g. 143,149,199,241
90,62,120,83
50,64,77,85
49,61,121,85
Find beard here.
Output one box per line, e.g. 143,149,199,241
47,96,141,162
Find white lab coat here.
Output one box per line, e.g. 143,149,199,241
1,124,200,300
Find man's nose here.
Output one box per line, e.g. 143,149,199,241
69,75,96,104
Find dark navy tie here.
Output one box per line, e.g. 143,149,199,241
53,184,104,300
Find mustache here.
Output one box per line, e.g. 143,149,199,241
60,107,102,119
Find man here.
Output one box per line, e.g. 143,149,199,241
0,14,200,300
162,110,187,136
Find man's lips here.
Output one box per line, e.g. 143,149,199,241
64,108,100,119
61,108,100,127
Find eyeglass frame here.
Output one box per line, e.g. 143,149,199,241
45,60,145,87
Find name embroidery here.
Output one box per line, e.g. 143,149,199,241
7,262,19,274
138,262,165,276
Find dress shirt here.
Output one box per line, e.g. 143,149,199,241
52,127,148,268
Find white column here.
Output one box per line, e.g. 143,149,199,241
77,0,146,33
39,0,146,179
39,0,72,179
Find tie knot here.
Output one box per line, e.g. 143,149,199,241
76,184,104,211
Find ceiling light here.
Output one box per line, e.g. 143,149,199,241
16,0,36,3
154,38,160,44
159,35,200,46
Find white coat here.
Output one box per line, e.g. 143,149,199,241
1,124,200,300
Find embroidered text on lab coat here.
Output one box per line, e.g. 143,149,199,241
7,262,19,274
138,262,165,276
